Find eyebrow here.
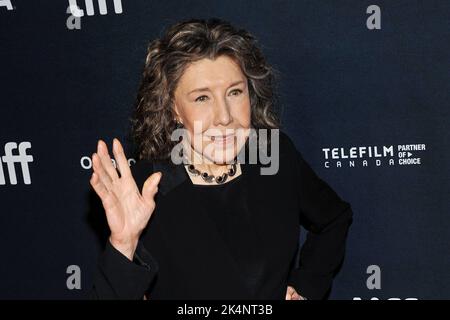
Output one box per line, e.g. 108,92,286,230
187,80,245,95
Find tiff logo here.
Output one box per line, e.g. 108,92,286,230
0,0,13,10
0,142,33,185
68,0,123,17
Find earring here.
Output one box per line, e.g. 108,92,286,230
174,118,183,127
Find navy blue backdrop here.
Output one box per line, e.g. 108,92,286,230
1,0,449,299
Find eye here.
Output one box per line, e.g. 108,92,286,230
195,95,209,103
230,89,243,96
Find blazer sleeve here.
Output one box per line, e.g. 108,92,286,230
88,239,159,299
87,160,159,299
286,139,353,300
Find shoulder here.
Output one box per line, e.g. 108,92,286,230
278,129,295,148
275,130,312,178
277,129,300,159
130,159,154,175
130,158,185,195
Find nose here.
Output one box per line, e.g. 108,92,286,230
213,96,233,127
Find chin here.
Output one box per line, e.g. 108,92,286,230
211,155,236,165
207,145,240,164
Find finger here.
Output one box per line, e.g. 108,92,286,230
291,292,301,300
143,172,162,197
90,172,109,200
97,139,119,182
142,172,162,202
286,286,296,300
112,138,131,178
92,152,113,190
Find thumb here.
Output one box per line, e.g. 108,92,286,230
142,172,162,202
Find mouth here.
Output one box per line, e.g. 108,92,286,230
209,133,235,145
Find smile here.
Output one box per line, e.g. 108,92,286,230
209,134,235,145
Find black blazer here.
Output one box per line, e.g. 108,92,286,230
89,130,353,300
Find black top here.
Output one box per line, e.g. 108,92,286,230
192,174,264,298
89,130,353,300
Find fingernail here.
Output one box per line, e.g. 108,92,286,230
153,172,162,184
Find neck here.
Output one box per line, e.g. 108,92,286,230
182,141,233,176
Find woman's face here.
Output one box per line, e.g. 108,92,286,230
173,55,251,164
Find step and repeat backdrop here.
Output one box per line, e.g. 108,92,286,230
1,0,449,299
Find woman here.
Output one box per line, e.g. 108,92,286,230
88,18,353,300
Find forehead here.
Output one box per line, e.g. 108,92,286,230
177,55,245,90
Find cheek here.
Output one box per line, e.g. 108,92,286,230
183,109,213,132
232,99,251,126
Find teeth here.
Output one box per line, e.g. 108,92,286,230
211,136,229,141
208,134,234,143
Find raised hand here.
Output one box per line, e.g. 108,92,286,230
285,286,306,300
90,138,162,260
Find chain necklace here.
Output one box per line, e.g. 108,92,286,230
179,145,238,184
186,162,237,184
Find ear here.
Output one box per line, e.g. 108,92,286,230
172,100,183,124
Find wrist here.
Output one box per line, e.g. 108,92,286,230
109,236,138,261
